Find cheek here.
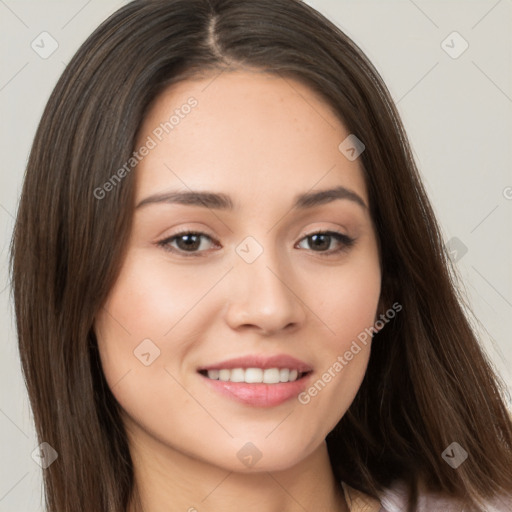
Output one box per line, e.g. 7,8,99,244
297,289,376,437
295,252,380,423
96,247,217,349
309,252,381,351
100,253,187,335
93,249,190,391
93,246,234,412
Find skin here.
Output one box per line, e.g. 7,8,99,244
94,69,382,512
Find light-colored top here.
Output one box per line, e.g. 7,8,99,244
342,482,381,512
341,481,512,512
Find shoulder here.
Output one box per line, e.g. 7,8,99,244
378,480,512,512
342,480,512,512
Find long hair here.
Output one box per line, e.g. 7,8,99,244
10,1,512,511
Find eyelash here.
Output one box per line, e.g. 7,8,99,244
155,229,356,257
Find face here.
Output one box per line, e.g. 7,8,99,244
94,70,382,473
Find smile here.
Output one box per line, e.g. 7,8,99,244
197,354,313,407
200,367,307,384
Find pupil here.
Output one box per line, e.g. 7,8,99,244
311,234,329,251
178,234,200,251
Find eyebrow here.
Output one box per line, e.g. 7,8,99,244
135,185,367,211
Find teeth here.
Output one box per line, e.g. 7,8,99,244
245,368,263,383
279,368,289,382
230,368,245,382
205,367,302,384
208,369,219,380
219,369,230,381
263,368,280,384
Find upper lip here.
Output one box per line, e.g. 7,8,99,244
197,354,313,373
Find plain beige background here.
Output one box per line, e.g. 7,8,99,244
1,0,511,510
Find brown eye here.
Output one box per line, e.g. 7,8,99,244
296,231,355,254
156,231,217,256
156,230,355,258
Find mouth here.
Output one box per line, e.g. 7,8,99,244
197,354,313,407
198,367,310,384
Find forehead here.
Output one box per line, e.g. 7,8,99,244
133,70,369,211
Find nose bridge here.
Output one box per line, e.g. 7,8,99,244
225,235,305,333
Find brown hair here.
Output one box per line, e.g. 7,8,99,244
10,0,512,511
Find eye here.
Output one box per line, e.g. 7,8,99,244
296,231,355,255
156,230,218,257
155,229,355,257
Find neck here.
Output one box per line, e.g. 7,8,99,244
126,426,348,512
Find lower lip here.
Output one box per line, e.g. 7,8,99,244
200,373,311,407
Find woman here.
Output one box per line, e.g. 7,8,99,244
10,0,512,511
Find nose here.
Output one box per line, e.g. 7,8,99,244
223,248,307,336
